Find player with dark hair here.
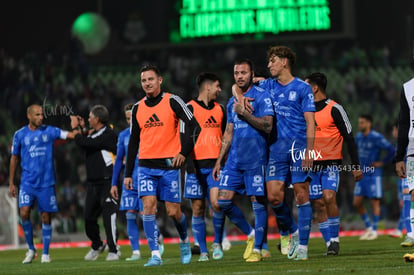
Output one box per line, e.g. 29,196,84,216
305,72,362,255
354,114,395,240
124,65,201,266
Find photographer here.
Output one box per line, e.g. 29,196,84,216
71,105,119,261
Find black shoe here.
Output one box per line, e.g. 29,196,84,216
326,241,339,256
191,245,200,255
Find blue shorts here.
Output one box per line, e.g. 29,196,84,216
137,167,181,203
266,154,311,184
309,169,339,200
120,187,142,211
184,168,219,200
19,185,58,213
353,175,382,199
219,165,265,197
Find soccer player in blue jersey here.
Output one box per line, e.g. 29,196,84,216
257,46,316,260
9,104,77,264
353,114,395,240
110,103,144,261
213,58,274,262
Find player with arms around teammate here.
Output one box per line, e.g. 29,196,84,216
213,58,274,262
124,65,201,266
305,72,362,255
9,104,77,264
183,72,227,261
353,114,395,240
255,46,315,260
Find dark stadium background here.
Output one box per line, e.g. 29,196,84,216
1,0,414,241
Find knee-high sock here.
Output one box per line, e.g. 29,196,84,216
318,221,330,245
22,220,35,251
408,202,414,239
218,199,252,235
297,202,312,246
361,213,371,229
212,210,225,244
404,195,411,233
252,201,267,250
126,212,140,251
192,216,207,253
328,216,340,242
271,202,298,234
173,214,188,242
372,215,380,231
42,223,52,255
143,214,159,251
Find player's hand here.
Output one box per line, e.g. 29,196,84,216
253,76,265,83
9,184,17,198
110,185,119,200
171,153,186,168
396,161,407,178
232,84,254,113
352,169,363,182
302,150,313,171
70,115,79,129
124,177,133,190
212,162,221,181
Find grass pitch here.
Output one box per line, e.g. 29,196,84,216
0,235,412,274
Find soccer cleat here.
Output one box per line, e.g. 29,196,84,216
364,231,378,241
212,243,223,260
126,251,141,261
280,235,290,255
180,241,192,264
294,248,308,261
404,253,414,262
401,236,414,247
84,243,106,261
106,252,120,261
116,245,121,257
198,252,209,262
287,234,299,260
22,249,37,264
326,241,340,256
243,235,254,259
389,229,403,238
222,237,232,251
41,254,51,263
144,255,162,267
359,228,373,240
245,251,262,262
261,249,271,258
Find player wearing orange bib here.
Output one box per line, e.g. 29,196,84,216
305,72,362,256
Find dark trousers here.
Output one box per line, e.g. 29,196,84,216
84,181,118,253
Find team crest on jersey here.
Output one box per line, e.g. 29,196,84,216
288,91,297,101
203,116,220,128
144,113,164,128
24,137,30,145
42,134,48,142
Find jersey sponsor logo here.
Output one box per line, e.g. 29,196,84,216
203,116,221,128
144,113,164,128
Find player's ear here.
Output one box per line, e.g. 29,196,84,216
158,76,163,85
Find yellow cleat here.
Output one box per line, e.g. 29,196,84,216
401,236,414,247
280,235,290,255
245,251,262,262
243,236,255,259
403,253,414,262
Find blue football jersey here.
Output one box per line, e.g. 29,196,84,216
112,128,139,189
258,77,315,154
11,125,67,188
355,130,395,176
226,85,274,169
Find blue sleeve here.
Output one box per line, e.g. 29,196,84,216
11,131,21,156
378,135,396,164
227,98,234,123
111,132,126,186
301,85,316,113
257,78,273,90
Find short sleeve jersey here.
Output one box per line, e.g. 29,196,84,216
11,125,66,188
226,85,274,169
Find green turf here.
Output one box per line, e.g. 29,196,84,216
0,236,413,274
